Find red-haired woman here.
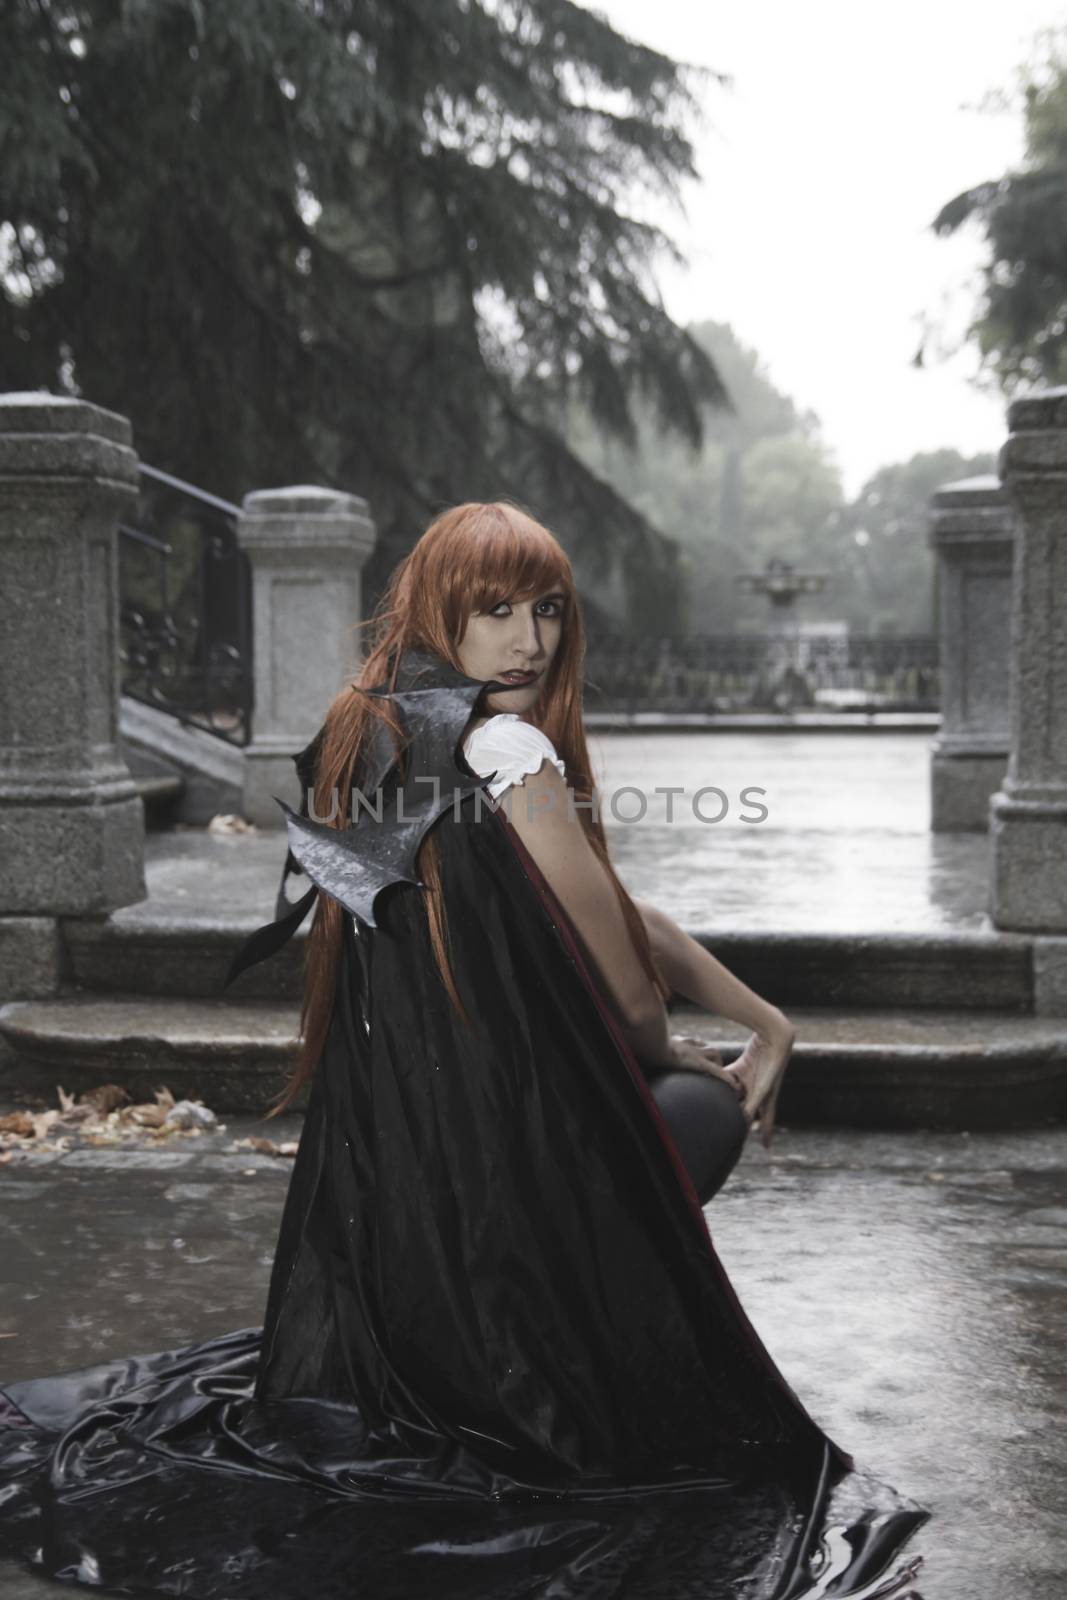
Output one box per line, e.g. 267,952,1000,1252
0,501,928,1600
280,497,787,1198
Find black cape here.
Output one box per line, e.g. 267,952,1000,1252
0,647,930,1598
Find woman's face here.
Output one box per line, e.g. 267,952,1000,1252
455,587,566,717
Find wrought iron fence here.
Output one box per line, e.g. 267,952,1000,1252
118,466,252,746
582,633,940,715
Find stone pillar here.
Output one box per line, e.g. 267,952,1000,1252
927,476,1015,831
237,486,377,827
0,394,145,949
990,390,1067,981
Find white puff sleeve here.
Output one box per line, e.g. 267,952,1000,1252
462,713,566,800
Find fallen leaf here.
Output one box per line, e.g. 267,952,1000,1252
208,814,257,835
80,1084,132,1114
0,1113,35,1137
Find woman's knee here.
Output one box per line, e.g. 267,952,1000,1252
692,1076,748,1202
646,1068,748,1205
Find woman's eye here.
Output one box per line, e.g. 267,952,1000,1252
485,597,561,617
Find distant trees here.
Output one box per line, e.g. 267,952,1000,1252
568,322,996,636
567,319,843,632
835,449,997,637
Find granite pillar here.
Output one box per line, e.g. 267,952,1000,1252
237,487,377,827
990,389,1067,961
0,393,145,941
927,476,1015,831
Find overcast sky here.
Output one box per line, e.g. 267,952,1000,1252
593,0,1065,498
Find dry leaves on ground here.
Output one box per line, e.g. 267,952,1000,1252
0,1084,224,1157
229,1136,299,1159
207,814,257,835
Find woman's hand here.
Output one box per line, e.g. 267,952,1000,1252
666,1034,748,1099
721,1014,796,1148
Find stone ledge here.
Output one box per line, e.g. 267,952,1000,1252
62,904,1034,1010
667,1003,1067,1130
0,392,132,443
121,695,243,825
0,995,1064,1128
1034,937,1067,1016
0,996,301,1115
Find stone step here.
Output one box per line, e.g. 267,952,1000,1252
63,915,1034,1011
0,997,301,1115
668,1004,1067,1130
676,930,1033,1013
0,996,1064,1127
64,915,307,1002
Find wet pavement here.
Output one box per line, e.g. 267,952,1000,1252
591,728,994,931
92,729,985,953
2,727,1061,1594
1,1115,1065,1599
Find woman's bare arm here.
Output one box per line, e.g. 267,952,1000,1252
501,763,679,1067
634,899,791,1041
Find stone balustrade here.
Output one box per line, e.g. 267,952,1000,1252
927,475,1014,831
989,388,1067,1007
236,486,377,827
0,394,146,999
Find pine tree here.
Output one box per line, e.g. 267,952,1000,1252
930,32,1067,394
1,0,731,626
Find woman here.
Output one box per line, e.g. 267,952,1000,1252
450,570,790,1200
0,501,929,1599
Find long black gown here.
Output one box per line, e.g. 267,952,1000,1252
0,647,930,1599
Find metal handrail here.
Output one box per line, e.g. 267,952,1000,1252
137,462,240,518
118,465,252,746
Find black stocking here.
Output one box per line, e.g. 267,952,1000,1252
643,1066,749,1205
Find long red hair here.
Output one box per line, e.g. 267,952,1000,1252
263,499,670,1118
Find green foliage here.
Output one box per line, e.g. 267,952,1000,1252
931,26,1067,391
0,0,730,627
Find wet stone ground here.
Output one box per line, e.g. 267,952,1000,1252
592,729,991,932
91,731,987,948
0,1115,1064,1598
